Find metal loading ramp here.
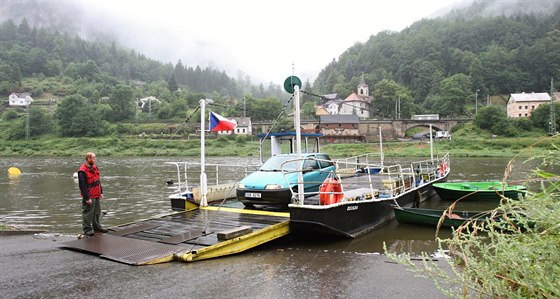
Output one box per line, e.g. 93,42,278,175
61,206,290,265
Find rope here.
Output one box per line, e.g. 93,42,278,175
101,107,200,217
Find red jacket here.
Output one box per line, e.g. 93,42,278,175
78,163,102,199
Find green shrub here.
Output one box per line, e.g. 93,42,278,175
2,109,19,121
386,147,560,298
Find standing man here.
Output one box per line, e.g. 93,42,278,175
78,152,108,236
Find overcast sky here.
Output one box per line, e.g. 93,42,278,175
81,0,467,85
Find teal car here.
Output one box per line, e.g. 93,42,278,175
236,153,336,207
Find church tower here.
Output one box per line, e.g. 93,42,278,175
357,73,369,97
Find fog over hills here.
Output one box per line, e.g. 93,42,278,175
2,0,558,85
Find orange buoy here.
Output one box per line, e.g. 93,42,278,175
319,177,343,205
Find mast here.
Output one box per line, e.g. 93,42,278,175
199,99,211,206
294,84,304,204
378,127,384,167
283,75,303,204
429,124,434,161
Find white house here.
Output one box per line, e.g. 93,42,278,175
9,93,34,107
212,117,252,135
233,117,252,135
337,74,373,119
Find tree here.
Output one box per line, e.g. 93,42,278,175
530,102,560,130
438,73,473,117
473,106,507,130
108,85,135,121
55,95,105,137
248,98,284,121
372,79,414,119
302,101,318,120
28,107,54,136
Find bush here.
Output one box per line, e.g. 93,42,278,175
473,106,507,130
491,119,517,137
2,109,19,121
386,148,560,298
31,87,43,97
513,117,533,131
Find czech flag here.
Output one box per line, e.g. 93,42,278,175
209,111,237,132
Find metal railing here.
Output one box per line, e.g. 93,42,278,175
283,153,450,206
165,162,260,195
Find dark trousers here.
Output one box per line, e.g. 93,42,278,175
82,198,102,233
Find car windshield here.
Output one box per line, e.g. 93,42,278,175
259,156,300,172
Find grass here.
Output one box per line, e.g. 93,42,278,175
0,224,14,230
0,134,556,158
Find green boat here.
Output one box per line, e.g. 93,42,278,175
394,207,492,228
433,181,527,201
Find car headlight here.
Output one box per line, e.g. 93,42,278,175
238,183,245,189
265,184,283,190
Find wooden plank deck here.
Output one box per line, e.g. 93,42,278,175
61,205,290,265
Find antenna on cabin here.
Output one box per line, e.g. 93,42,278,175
550,78,557,135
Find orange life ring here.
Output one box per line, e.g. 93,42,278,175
439,162,447,176
319,177,343,205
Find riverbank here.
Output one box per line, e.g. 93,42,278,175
0,134,557,158
0,233,453,298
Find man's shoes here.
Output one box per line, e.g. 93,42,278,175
84,230,95,236
94,227,109,233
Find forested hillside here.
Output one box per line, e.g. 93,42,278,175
313,1,560,118
0,18,286,99
0,16,293,140
1,0,559,141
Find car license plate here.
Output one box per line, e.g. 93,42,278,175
245,192,261,198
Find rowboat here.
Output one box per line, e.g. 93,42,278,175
394,206,492,228
433,181,526,201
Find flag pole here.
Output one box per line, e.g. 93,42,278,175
199,99,209,206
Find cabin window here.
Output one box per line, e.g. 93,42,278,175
519,114,522,117
525,106,528,109
519,106,522,109
531,106,535,110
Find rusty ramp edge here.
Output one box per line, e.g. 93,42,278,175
61,234,187,265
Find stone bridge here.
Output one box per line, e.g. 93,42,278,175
254,118,470,140
359,118,470,139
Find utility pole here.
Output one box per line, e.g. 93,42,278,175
475,89,479,115
394,97,401,119
243,97,246,117
398,97,401,119
25,105,30,140
550,78,557,135
135,98,139,125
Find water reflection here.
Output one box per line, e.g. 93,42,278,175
0,156,543,254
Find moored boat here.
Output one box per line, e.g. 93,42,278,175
394,206,492,228
433,181,527,201
289,153,451,238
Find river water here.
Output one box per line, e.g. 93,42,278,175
0,155,540,255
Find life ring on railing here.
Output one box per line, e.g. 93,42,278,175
439,162,448,176
319,177,343,205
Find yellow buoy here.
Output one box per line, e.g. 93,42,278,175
8,167,22,176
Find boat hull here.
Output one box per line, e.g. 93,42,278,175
433,182,527,201
289,182,439,238
394,207,487,228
